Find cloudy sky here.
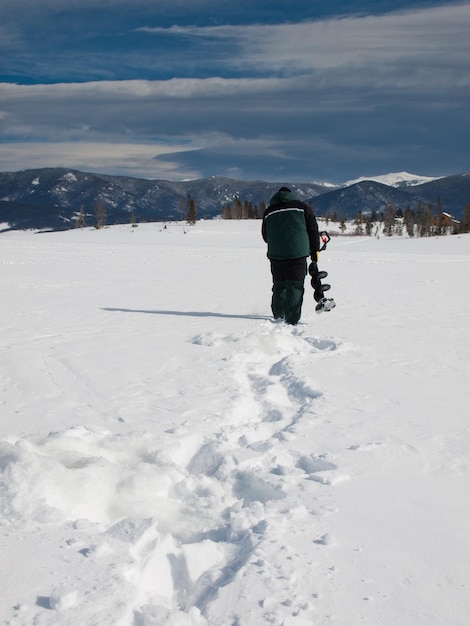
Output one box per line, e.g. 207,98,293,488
0,0,469,183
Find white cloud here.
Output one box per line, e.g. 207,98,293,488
139,3,470,86
0,76,287,101
0,142,202,180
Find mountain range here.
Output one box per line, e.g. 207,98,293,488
0,168,469,231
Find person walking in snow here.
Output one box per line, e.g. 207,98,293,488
262,186,321,325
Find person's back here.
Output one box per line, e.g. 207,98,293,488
262,188,313,260
261,187,320,324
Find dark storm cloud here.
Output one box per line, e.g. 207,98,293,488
0,1,469,181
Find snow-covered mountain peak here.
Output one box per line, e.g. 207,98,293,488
345,171,442,188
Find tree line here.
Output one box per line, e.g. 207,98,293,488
221,197,266,220
75,195,198,229
343,199,470,237
220,195,470,237
75,194,470,236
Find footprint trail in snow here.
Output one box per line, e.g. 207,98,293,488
1,321,348,626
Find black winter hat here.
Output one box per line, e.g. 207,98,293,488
279,186,292,192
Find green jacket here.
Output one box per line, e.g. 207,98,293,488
261,188,320,260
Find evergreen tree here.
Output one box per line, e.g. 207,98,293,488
353,212,364,235
435,197,444,235
394,216,403,237
221,203,231,219
186,194,197,225
231,196,242,219
383,202,395,237
416,202,433,237
460,203,470,233
257,200,266,219
404,206,415,237
242,199,252,219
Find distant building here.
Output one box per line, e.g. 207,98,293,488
432,212,460,229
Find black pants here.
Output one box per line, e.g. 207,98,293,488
270,258,307,325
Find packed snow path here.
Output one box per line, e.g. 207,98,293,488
1,221,469,625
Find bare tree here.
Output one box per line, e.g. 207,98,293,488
95,201,107,229
75,206,86,229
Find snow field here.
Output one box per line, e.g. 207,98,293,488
1,221,469,625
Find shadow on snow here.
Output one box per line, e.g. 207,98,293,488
102,307,270,321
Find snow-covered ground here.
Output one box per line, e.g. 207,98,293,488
1,220,469,626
